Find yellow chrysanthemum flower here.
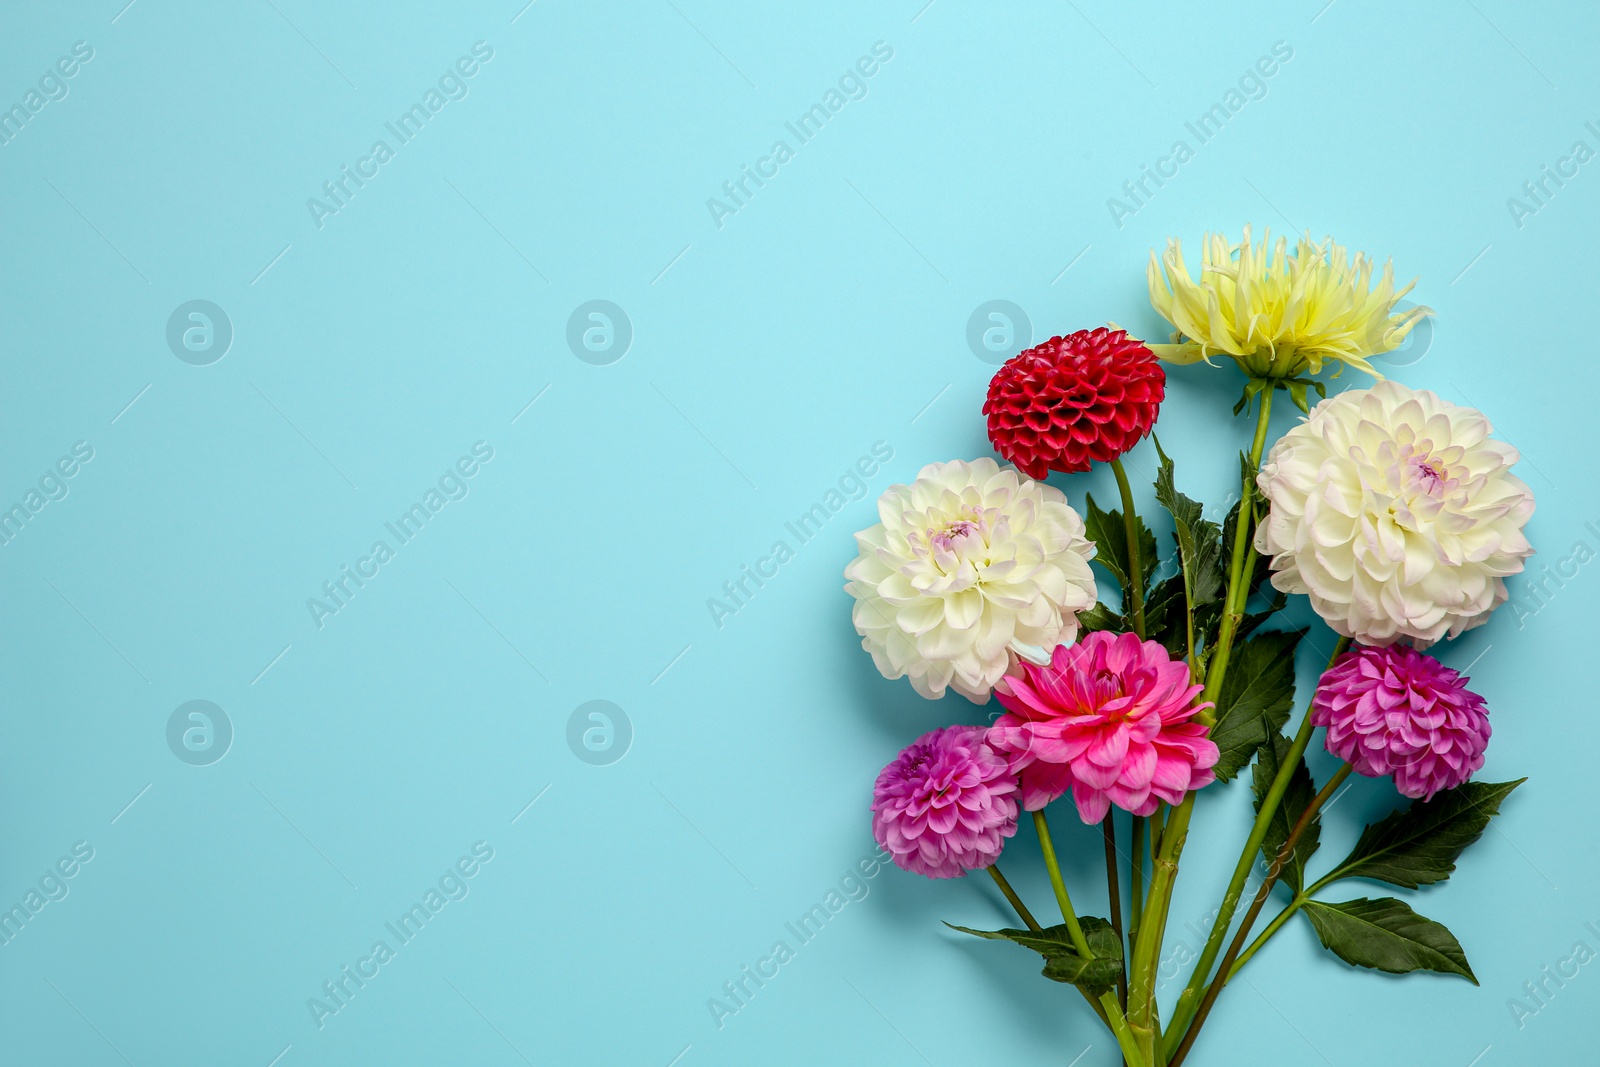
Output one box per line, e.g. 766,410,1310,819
1146,226,1430,382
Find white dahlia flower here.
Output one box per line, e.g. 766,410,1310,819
844,458,1098,702
1254,381,1534,646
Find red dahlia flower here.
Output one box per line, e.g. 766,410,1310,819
983,327,1165,479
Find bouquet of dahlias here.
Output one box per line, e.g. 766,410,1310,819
845,227,1533,1066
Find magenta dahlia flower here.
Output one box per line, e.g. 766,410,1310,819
871,725,1021,879
987,632,1217,822
1311,644,1491,800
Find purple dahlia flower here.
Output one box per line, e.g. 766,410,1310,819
1311,644,1491,800
871,725,1020,879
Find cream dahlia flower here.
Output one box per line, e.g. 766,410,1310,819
844,458,1097,702
1254,381,1534,646
1147,226,1430,380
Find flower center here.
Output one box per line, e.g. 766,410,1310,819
1409,456,1448,496
930,519,977,549
1090,669,1125,710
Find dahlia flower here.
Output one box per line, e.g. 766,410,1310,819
1311,644,1491,800
983,327,1165,479
1147,226,1430,380
987,632,1217,822
1255,381,1534,646
844,458,1097,702
871,725,1021,879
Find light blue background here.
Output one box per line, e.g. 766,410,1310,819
1,2,1593,1064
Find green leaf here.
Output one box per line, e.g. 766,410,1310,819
1252,731,1319,893
1207,629,1300,782
945,922,1067,954
945,917,1123,995
1146,440,1228,665
1318,779,1526,890
1141,573,1191,662
1193,589,1227,661
1236,588,1287,641
1281,376,1328,414
946,918,1122,959
1301,897,1477,983
1083,492,1158,608
1286,379,1309,414
1077,601,1124,634
1073,916,1122,961
1233,377,1269,416
1152,439,1225,612
1040,952,1123,992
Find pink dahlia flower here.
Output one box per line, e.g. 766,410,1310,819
871,725,1021,879
987,632,1217,822
1311,644,1491,800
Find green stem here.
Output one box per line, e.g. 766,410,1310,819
1128,816,1145,950
1233,837,1364,977
1128,798,1190,1066
1184,584,1198,679
986,864,1040,932
1138,388,1274,1058
1110,457,1147,639
1103,816,1129,1011
1107,812,1132,1017
990,862,1111,1028
1229,755,1365,980
1200,388,1275,708
1034,811,1092,956
1231,902,1297,976
1302,864,1347,899
1162,634,1350,1056
1166,763,1353,1067
1034,811,1147,1067
1163,721,1310,1047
